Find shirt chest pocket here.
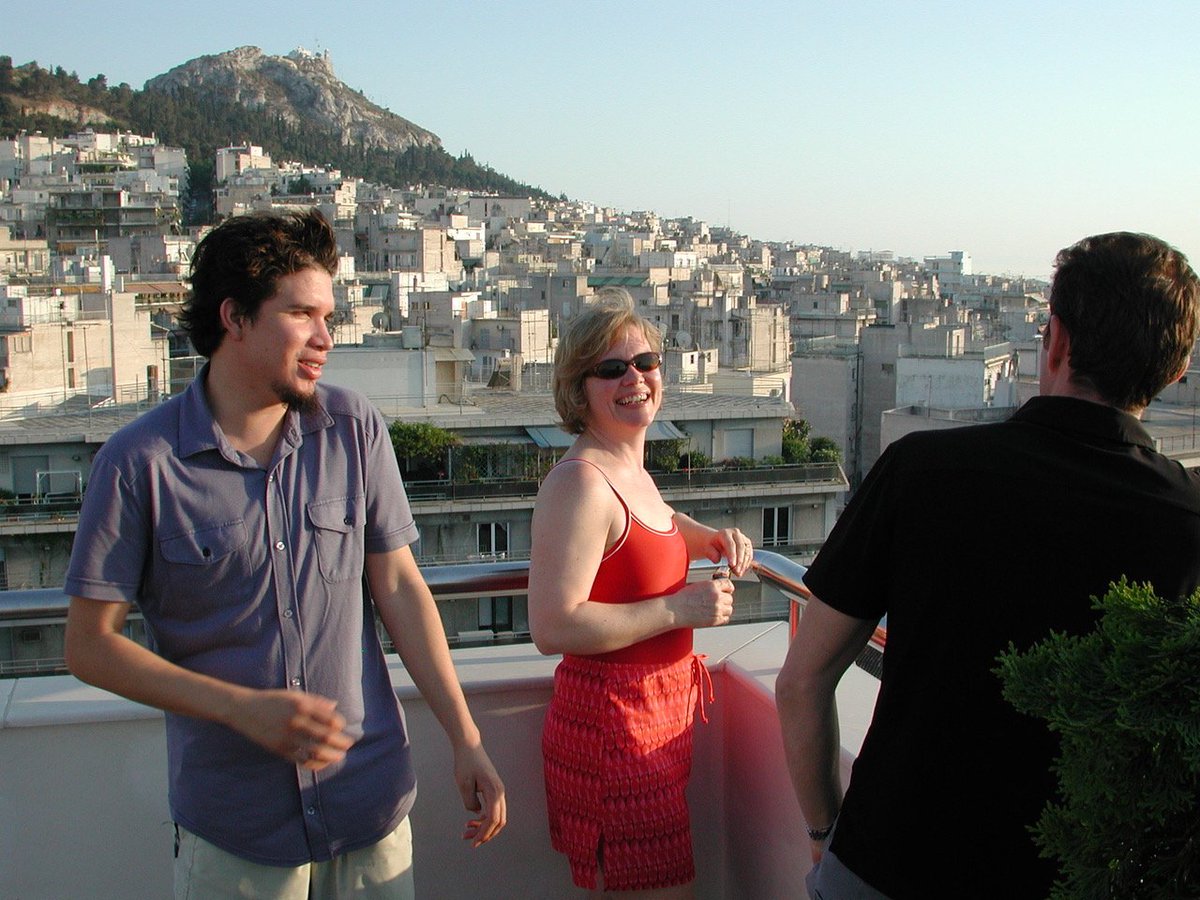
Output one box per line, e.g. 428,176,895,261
160,520,249,566
307,495,366,583
155,520,253,614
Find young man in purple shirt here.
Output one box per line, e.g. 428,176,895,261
65,209,505,898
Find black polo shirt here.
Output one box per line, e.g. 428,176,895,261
803,395,1200,900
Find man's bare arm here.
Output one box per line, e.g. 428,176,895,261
775,596,877,862
366,547,507,846
65,596,353,769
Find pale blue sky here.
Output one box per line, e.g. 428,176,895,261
8,0,1199,280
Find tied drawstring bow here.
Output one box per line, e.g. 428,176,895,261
691,653,715,723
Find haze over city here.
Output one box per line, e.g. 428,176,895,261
8,0,1200,280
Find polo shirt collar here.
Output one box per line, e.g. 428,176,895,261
1013,395,1155,451
277,394,335,455
178,364,335,462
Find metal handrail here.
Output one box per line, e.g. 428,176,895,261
0,551,886,680
754,550,887,651
2,552,811,622
747,549,813,638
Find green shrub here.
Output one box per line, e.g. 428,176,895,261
646,437,686,474
388,422,460,479
810,436,842,464
995,578,1200,899
447,443,551,482
781,418,810,463
720,456,755,470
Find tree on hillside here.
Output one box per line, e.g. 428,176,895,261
1,59,552,227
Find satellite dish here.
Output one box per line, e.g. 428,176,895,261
676,330,693,350
371,311,391,331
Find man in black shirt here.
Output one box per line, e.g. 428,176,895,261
776,232,1200,899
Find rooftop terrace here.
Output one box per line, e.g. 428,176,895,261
0,552,881,899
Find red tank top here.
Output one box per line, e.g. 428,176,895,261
561,459,692,665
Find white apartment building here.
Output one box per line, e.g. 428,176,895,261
895,343,1019,410
362,216,462,280
0,181,62,239
467,309,552,381
507,273,591,326
859,323,959,481
790,340,861,479
847,268,907,324
2,132,185,252
0,134,61,179
727,303,791,373
0,276,165,409
789,284,877,341
104,234,193,276
923,250,972,298
663,346,719,387
0,227,51,276
214,144,273,183
321,340,452,411
465,196,532,223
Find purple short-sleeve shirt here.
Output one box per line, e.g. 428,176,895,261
65,367,420,865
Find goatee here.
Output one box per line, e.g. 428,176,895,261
275,383,322,414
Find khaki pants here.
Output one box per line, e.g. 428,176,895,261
174,816,415,900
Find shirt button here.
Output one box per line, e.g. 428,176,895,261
306,806,316,816
268,473,275,483
290,677,301,687
283,608,294,618
275,540,286,551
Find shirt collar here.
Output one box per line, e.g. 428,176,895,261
177,363,334,463
1012,395,1156,451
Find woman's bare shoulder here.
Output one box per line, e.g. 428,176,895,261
539,457,609,493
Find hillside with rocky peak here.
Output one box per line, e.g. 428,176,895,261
145,46,440,154
2,50,551,220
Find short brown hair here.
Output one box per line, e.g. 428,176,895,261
183,208,339,358
1050,232,1200,410
553,287,662,435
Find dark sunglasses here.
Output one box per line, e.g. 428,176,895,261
589,351,662,380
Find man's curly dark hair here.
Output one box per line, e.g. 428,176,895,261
182,209,338,358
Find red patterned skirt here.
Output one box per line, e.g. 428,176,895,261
541,653,713,891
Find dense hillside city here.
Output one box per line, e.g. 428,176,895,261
0,47,1067,625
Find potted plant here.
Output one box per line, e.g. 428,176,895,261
995,578,1200,899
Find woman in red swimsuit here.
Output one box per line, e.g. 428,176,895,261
529,288,754,897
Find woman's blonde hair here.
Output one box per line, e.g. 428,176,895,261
553,287,662,435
